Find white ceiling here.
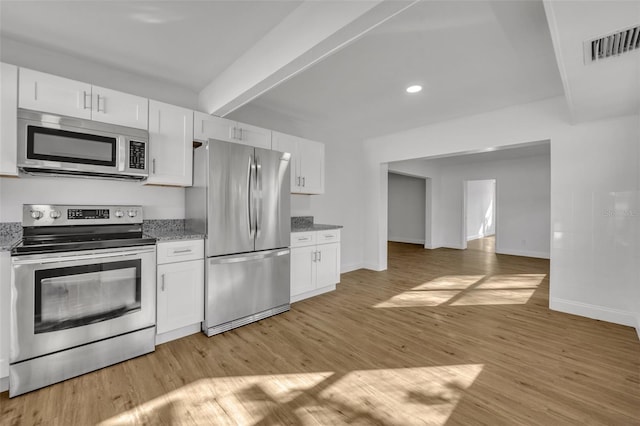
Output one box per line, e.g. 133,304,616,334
1,0,637,143
0,1,301,91
244,0,564,140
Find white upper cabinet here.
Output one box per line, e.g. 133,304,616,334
193,111,271,149
1,63,18,177
19,68,92,120
147,100,193,187
91,85,148,129
272,131,325,194
18,68,148,129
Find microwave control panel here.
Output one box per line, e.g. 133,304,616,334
129,140,146,170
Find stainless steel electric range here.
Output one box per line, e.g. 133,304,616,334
9,204,157,397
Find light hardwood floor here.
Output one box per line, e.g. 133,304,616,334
1,242,639,425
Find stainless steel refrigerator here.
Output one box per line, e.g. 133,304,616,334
186,139,291,336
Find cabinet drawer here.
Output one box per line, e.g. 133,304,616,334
290,232,316,247
157,239,204,264
317,229,340,244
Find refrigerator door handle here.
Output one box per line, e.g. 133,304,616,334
255,154,263,238
247,155,255,238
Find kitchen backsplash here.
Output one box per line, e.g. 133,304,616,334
291,216,314,228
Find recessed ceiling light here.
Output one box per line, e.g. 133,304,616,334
406,85,422,94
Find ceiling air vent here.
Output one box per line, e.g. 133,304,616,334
584,25,640,64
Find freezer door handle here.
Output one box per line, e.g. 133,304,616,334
255,154,263,238
247,154,255,238
208,248,290,264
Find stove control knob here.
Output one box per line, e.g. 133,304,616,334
114,210,124,218
30,210,43,220
128,210,138,218
49,210,61,219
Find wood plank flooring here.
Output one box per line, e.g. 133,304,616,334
1,241,639,425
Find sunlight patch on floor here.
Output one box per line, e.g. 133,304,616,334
99,364,484,425
374,274,546,308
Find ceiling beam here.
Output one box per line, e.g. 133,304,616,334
198,0,418,117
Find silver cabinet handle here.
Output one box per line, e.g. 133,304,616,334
161,274,165,291
318,250,321,262
83,91,91,110
302,176,306,187
152,158,156,174
96,94,105,112
312,251,317,262
172,248,192,254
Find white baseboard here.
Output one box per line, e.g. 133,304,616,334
0,375,7,393
341,262,363,274
362,262,385,271
496,248,550,259
637,314,640,340
466,234,482,241
424,244,441,249
291,284,336,303
388,237,425,245
550,297,637,328
155,323,201,345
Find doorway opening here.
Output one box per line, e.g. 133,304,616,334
387,172,428,246
463,179,496,253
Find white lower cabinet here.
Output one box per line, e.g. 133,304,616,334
156,239,204,344
290,229,340,303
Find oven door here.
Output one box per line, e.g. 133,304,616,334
10,246,156,364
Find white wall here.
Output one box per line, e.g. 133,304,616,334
0,175,185,222
432,154,549,257
387,173,425,245
466,180,495,241
363,96,640,328
391,151,550,257
228,103,366,273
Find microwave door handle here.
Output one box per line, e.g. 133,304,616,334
117,137,126,171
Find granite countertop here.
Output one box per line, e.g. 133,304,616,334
291,216,343,233
143,219,204,242
0,223,21,251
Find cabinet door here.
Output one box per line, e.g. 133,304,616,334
1,63,18,176
147,100,193,186
193,111,234,143
237,123,271,149
290,245,316,298
157,259,204,334
298,139,325,194
92,86,148,129
316,242,340,288
18,68,92,119
272,131,300,192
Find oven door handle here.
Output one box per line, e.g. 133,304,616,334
13,248,155,265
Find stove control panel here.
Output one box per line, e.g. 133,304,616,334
22,205,144,227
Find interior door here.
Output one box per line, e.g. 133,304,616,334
207,140,256,256
254,147,291,251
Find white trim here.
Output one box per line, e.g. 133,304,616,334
424,244,442,250
341,262,363,274
155,323,201,346
495,248,550,259
0,376,7,393
291,284,336,303
550,297,637,327
363,261,385,271
636,314,640,341
388,237,425,245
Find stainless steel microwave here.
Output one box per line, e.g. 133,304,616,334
17,109,149,180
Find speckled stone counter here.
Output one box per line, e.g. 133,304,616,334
143,219,204,242
0,222,21,251
291,216,342,233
